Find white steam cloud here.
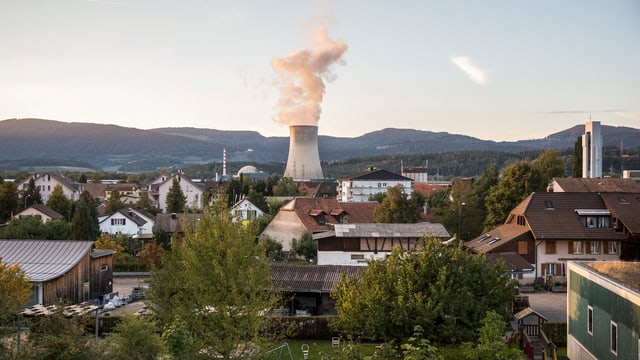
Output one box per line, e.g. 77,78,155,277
272,26,347,126
451,56,487,85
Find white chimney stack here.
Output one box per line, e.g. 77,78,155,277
284,125,323,181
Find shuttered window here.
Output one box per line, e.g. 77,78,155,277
545,241,556,254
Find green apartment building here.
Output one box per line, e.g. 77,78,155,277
568,261,640,359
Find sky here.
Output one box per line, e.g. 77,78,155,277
1,0,639,141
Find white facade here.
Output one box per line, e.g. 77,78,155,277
339,178,413,202
535,239,620,279
582,120,603,178
317,251,383,266
156,173,204,213
99,208,153,236
18,172,79,202
230,198,264,222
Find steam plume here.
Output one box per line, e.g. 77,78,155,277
272,26,347,126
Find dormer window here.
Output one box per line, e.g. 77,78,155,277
576,209,611,229
545,200,554,209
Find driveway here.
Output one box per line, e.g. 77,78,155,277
524,292,567,322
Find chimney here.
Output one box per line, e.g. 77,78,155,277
284,125,323,181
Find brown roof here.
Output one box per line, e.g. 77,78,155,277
412,182,450,198
465,224,532,253
599,193,640,235
30,204,64,220
515,192,627,241
339,168,412,181
552,177,640,193
83,183,107,199
270,264,364,293
485,252,534,272
153,213,202,233
280,197,377,233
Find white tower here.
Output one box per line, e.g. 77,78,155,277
582,120,602,178
284,125,323,181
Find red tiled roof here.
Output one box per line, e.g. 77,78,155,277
412,182,450,198
280,198,377,233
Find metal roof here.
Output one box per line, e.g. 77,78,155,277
0,240,94,282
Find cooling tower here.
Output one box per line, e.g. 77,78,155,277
284,125,323,181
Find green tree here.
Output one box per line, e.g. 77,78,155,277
137,191,156,214
274,177,298,196
462,310,524,360
106,188,126,214
331,238,514,345
23,177,43,209
46,183,72,221
483,161,541,230
0,259,31,325
71,190,100,241
572,136,582,178
531,149,566,189
102,315,166,360
373,185,421,223
290,231,317,262
261,236,285,261
78,173,88,183
0,216,71,240
149,200,283,359
0,181,19,223
165,178,186,213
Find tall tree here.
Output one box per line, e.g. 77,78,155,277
0,259,32,325
290,231,317,262
331,238,514,345
274,177,298,196
484,161,541,229
78,173,88,183
0,181,19,223
572,136,583,178
149,200,282,359
71,190,100,241
165,178,186,213
23,177,43,209
106,188,126,214
373,184,421,223
46,183,72,221
531,149,566,189
136,191,156,214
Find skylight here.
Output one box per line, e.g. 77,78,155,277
487,237,501,245
478,234,491,243
544,200,554,209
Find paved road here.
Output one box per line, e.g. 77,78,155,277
523,292,567,322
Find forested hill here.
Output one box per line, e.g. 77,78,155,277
1,118,639,172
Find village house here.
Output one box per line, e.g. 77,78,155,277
465,191,639,286
337,167,413,202
13,204,64,223
148,171,205,213
259,197,378,252
316,222,450,266
17,172,81,202
98,207,155,238
230,198,264,222
0,240,113,306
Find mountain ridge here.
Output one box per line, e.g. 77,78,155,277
1,118,639,172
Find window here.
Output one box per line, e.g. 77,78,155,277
609,241,619,255
477,234,491,243
583,216,610,229
545,200,554,209
545,241,556,254
545,263,556,276
587,306,593,335
611,321,618,355
572,241,584,255
518,241,528,255
247,210,257,220
351,254,364,260
591,241,601,254
100,264,109,272
111,218,126,226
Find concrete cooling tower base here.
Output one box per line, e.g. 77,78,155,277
284,125,323,181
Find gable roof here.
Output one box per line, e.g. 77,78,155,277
333,223,450,239
599,192,640,235
340,168,412,182
270,264,364,293
20,204,64,220
485,252,534,272
0,240,93,282
514,192,626,241
552,177,640,193
465,224,533,253
280,197,377,233
153,213,202,233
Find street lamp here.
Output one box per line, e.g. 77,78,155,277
457,202,466,241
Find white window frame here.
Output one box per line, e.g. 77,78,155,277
611,320,618,356
587,305,593,335
573,241,584,255
591,241,601,254
609,241,619,255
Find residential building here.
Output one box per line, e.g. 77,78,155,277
549,177,640,193
13,204,64,223
99,207,155,237
567,261,640,360
0,240,113,306
316,222,450,266
149,171,205,213
259,197,378,252
337,168,413,202
465,192,636,285
17,172,81,202
230,198,265,222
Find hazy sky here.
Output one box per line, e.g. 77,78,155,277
1,0,639,141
